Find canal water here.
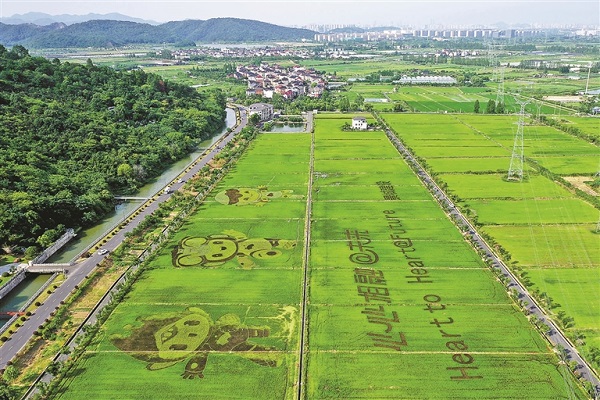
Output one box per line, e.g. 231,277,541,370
270,123,305,133
0,274,51,325
47,108,237,263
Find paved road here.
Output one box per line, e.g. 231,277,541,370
381,121,600,397
305,111,314,133
0,105,248,371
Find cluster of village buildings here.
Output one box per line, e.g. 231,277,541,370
233,64,327,100
171,46,314,60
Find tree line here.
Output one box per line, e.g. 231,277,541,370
0,45,226,253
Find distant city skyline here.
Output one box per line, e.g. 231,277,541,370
1,0,598,28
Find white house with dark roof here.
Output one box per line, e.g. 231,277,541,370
352,116,368,130
249,103,274,121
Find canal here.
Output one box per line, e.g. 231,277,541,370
0,274,52,325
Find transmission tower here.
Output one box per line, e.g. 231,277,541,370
536,102,543,121
584,63,592,95
487,43,498,82
495,67,505,108
507,101,529,181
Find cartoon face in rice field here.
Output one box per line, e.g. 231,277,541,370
215,186,303,207
172,230,296,269
111,307,279,379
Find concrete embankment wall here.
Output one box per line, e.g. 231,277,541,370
0,270,26,301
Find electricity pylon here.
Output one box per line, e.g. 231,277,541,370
507,100,529,181
487,43,498,82
495,67,505,109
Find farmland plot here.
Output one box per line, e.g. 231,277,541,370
58,115,587,399
57,133,311,400
306,115,584,399
383,112,600,379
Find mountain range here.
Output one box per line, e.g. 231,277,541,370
0,17,317,48
0,12,158,25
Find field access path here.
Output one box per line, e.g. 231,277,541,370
379,115,600,397
297,113,315,400
0,106,249,373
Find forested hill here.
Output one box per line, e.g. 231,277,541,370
0,45,226,251
161,18,315,42
0,18,316,47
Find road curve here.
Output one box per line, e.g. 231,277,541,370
0,105,248,371
379,116,600,398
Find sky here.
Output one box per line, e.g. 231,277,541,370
0,0,599,27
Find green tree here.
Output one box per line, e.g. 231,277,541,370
249,113,261,126
2,365,18,382
496,101,505,114
338,96,350,112
117,163,133,178
473,100,480,113
486,99,496,114
353,94,364,110
0,379,17,400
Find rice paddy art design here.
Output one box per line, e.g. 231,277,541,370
215,186,303,206
172,230,297,269
111,307,279,379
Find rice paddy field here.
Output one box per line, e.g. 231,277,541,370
55,133,311,399
552,116,600,141
382,112,600,373
55,113,587,398
345,83,571,114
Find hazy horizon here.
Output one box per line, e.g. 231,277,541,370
1,0,599,28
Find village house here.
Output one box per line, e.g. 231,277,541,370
352,116,368,130
249,103,274,121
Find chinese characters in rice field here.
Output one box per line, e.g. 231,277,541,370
344,228,407,351
383,209,483,381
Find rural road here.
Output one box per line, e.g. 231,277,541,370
0,105,248,372
380,118,600,397
297,112,314,399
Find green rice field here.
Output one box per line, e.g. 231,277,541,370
55,114,587,399
56,133,311,399
551,116,600,141
383,112,600,376
344,84,570,114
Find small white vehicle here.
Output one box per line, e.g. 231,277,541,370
98,249,109,255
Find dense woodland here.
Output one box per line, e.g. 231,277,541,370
0,45,226,251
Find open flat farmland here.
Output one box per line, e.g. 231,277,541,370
383,112,600,377
383,86,565,114
57,114,587,399
307,114,584,398
385,113,599,176
552,116,600,141
456,115,599,175
56,133,311,399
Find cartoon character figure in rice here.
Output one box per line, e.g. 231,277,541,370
111,307,279,379
172,230,296,269
215,186,303,207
